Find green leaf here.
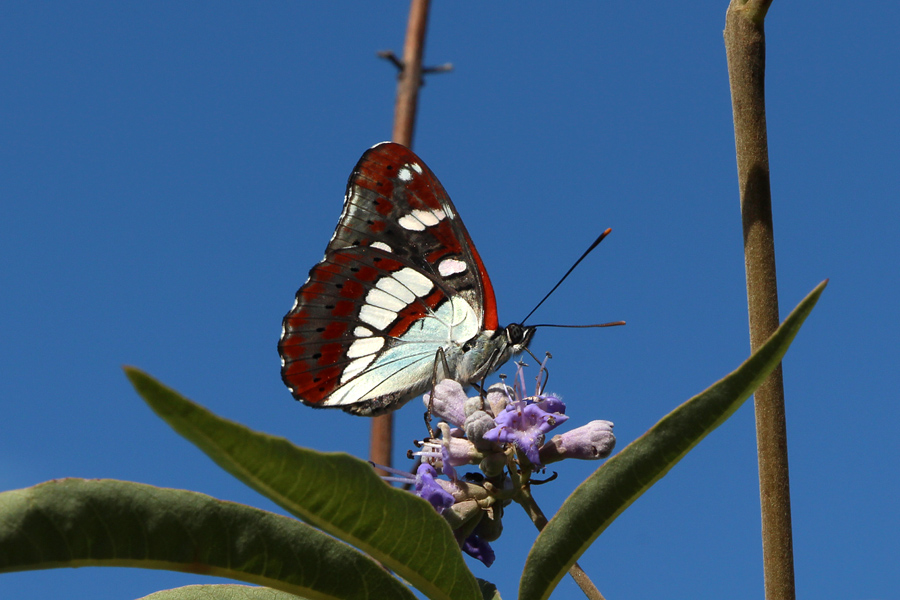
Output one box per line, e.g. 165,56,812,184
124,368,480,600
477,579,502,600
519,280,827,600
140,584,306,599
0,479,414,600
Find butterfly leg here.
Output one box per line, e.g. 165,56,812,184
423,347,452,438
473,346,508,410
473,377,488,411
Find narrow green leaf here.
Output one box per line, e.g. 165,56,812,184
124,369,480,600
476,579,502,600
519,280,827,600
0,479,414,600
140,584,306,599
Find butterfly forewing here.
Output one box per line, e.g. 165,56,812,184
327,143,499,327
279,143,506,415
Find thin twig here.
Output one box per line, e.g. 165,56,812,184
724,2,796,600
391,0,430,147
378,50,453,79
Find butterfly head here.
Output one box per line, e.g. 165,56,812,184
505,322,536,351
455,322,536,386
498,322,537,374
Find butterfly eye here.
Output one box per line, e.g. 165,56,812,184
506,324,523,343
505,323,537,348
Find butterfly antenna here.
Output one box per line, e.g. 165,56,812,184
529,321,627,329
521,228,613,324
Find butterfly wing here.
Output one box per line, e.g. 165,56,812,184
278,142,504,415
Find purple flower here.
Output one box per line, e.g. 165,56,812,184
414,463,455,513
464,409,496,448
539,420,616,464
462,533,495,567
483,396,568,467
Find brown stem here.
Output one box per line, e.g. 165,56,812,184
369,0,432,473
392,0,430,148
724,2,796,600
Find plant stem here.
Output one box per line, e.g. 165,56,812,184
724,2,796,600
518,486,606,600
391,0,430,148
370,0,432,473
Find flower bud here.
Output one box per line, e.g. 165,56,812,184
444,498,483,529
474,504,504,542
423,379,468,427
539,420,616,464
478,451,507,478
463,395,486,417
464,409,497,449
485,383,512,417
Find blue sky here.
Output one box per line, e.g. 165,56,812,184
2,3,897,599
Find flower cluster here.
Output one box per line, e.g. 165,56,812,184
393,361,617,566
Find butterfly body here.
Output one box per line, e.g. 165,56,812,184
278,143,534,416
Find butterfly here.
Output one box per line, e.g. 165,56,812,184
278,142,535,416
